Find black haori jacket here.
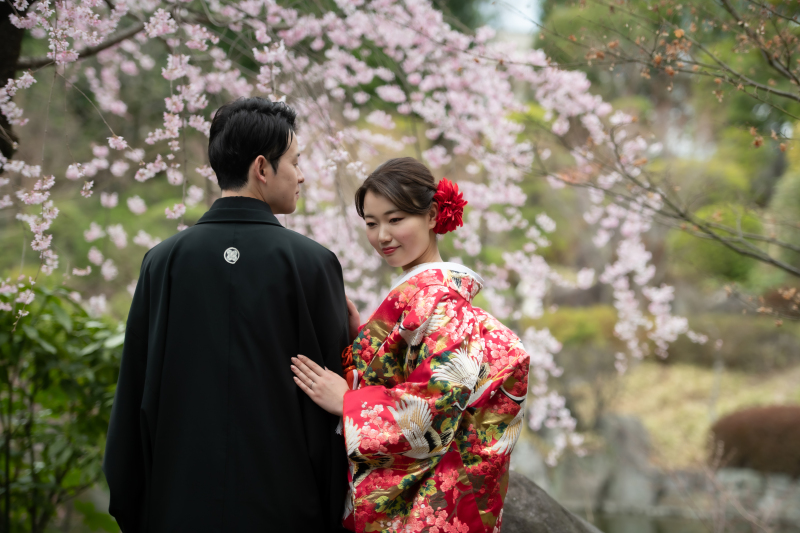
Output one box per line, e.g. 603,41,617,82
103,197,350,533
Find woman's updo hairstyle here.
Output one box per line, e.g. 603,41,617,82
355,157,437,218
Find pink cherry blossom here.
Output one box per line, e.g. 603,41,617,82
375,85,406,103
108,136,128,150
88,247,104,266
86,294,107,317
127,195,147,215
110,160,129,177
100,192,118,208
185,185,204,207
365,110,395,130
101,259,118,281
15,289,35,305
145,9,177,38
80,181,94,198
84,222,105,242
165,203,186,219
107,224,127,249
133,230,161,249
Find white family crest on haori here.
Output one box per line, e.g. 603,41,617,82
223,247,239,264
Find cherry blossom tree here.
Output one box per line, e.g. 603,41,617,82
0,0,711,464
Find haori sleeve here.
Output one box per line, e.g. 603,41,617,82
342,284,476,461
103,255,150,533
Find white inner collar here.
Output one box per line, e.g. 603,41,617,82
390,261,484,291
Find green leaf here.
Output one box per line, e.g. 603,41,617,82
74,500,119,532
21,324,57,354
51,303,73,334
79,342,103,356
103,332,125,349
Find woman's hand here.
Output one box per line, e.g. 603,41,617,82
346,297,361,342
291,354,349,417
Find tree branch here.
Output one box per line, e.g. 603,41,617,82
15,22,144,71
747,0,800,23
719,0,800,87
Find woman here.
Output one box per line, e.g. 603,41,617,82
291,157,529,533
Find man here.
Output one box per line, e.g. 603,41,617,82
104,98,351,532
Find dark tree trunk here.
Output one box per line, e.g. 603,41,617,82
0,3,26,162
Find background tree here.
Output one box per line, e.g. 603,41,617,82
520,0,800,290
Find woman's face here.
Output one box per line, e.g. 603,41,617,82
362,190,438,270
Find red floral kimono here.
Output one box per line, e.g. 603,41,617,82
341,263,529,533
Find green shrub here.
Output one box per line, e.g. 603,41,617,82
0,286,122,532
666,313,800,372
768,170,800,268
667,203,763,282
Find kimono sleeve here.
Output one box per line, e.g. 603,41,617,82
103,255,150,533
342,284,473,461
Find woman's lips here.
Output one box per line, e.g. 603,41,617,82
382,246,398,255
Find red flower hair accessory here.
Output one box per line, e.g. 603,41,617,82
433,178,467,235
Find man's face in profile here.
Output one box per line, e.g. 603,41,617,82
263,134,304,214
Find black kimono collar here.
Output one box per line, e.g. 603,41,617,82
195,197,284,227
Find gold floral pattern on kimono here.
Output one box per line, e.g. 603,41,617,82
342,265,529,533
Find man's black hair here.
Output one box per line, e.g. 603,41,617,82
208,97,297,190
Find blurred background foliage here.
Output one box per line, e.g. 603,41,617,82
530,0,800,472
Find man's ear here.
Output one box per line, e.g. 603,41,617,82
428,202,439,230
252,155,272,185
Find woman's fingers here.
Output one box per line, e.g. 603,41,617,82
293,376,314,396
296,354,323,376
290,364,315,388
291,359,347,417
292,355,319,379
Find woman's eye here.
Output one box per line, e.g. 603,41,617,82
366,222,376,228
390,218,403,223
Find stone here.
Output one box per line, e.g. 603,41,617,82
758,472,800,522
655,469,713,510
509,438,551,494
550,449,611,511
597,415,661,512
502,471,604,533
716,467,765,508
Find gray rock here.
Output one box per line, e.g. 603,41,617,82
502,471,604,533
716,467,765,508
597,415,661,512
656,469,712,509
550,449,611,510
510,438,551,494
758,473,800,522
